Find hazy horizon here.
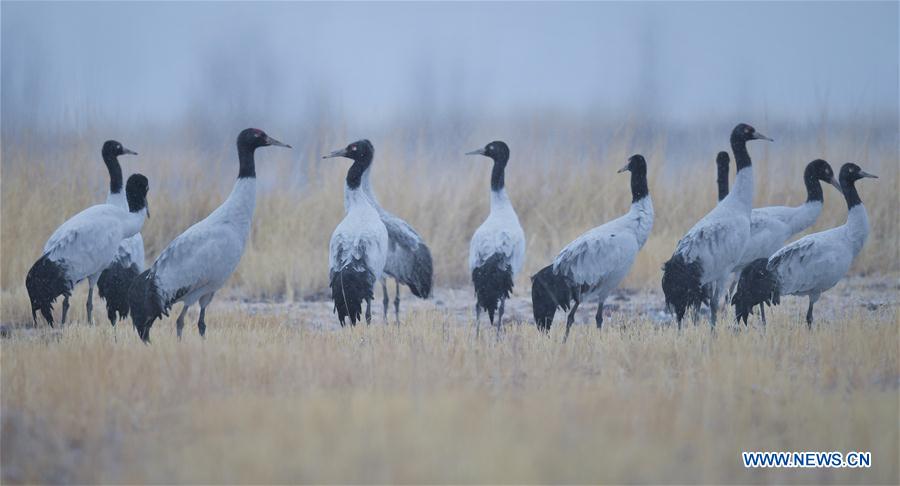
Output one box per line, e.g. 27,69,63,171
2,1,897,138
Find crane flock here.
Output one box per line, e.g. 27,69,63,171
23,123,878,342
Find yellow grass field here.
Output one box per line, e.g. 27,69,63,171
1,291,898,483
1,124,898,483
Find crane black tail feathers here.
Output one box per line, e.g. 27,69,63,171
661,254,705,323
98,260,141,326
732,258,780,324
25,255,71,327
331,266,375,326
531,265,573,332
472,253,514,323
127,269,166,342
407,246,434,299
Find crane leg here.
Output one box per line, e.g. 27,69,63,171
595,298,605,330
564,295,581,343
716,275,729,320
806,293,820,329
176,304,190,340
198,292,214,338
365,298,372,325
475,305,481,338
394,279,401,323
709,284,720,328
61,296,70,325
759,304,766,326
381,278,389,321
496,298,505,338
197,307,207,338
86,278,96,325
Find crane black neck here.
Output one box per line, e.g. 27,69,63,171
841,177,863,210
237,142,257,179
730,136,753,173
490,157,508,192
103,152,124,195
346,154,373,190
803,167,824,203
630,168,649,203
126,189,146,213
717,162,729,201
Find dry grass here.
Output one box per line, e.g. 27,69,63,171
1,298,897,483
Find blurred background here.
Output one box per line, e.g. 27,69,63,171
3,1,897,154
2,1,898,306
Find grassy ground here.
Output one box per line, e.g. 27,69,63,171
2,278,898,484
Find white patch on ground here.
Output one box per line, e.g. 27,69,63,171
226,275,900,332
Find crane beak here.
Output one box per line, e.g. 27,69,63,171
122,147,138,156
617,163,630,173
465,148,486,156
323,148,347,159
828,176,841,192
266,136,291,149
859,170,878,179
753,132,773,142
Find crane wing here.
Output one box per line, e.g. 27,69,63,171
151,223,241,303
769,233,849,296
553,228,639,287
43,205,128,280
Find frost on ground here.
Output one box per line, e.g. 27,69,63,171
225,275,900,333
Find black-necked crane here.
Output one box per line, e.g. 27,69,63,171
531,154,654,341
324,140,389,326
466,141,526,337
128,128,290,342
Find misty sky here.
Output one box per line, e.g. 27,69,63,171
2,1,898,131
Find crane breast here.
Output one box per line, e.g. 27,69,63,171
330,215,388,279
